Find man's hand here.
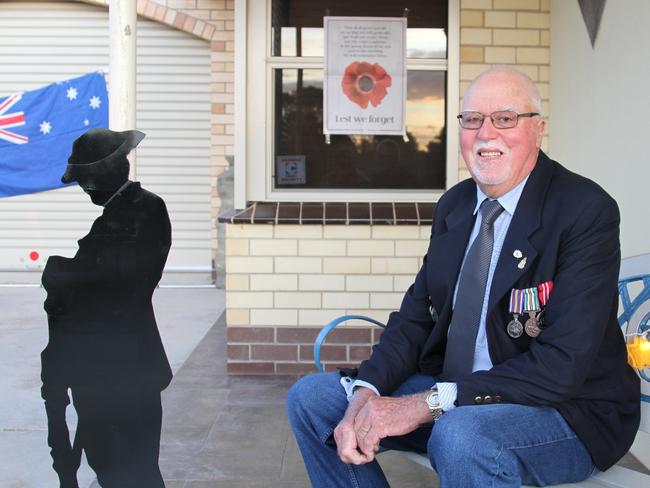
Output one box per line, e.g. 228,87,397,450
333,387,376,465
334,388,432,465
353,393,431,460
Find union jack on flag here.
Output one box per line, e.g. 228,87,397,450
0,72,108,198
0,93,28,145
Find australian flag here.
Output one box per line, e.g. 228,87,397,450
0,72,108,198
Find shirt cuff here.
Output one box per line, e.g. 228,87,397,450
436,382,457,412
340,377,380,401
340,377,457,412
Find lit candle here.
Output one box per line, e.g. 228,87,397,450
627,339,640,370
638,335,650,368
626,335,650,370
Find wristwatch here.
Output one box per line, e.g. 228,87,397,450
425,385,444,422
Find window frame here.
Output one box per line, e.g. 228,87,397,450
236,0,460,206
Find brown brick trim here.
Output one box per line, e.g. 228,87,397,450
226,323,380,375
227,327,275,343
218,202,436,226
276,363,318,375
227,362,275,375
81,0,223,41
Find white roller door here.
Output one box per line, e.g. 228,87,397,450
0,1,212,284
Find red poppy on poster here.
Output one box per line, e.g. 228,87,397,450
324,17,406,136
341,61,392,109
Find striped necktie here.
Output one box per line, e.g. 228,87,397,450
442,199,504,380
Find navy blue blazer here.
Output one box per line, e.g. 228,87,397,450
355,152,640,470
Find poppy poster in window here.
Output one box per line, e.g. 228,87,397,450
324,17,406,136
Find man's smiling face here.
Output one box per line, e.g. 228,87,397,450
460,69,546,198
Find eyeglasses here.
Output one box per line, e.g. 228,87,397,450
457,111,540,129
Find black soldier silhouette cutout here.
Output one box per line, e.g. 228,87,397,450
40,128,172,488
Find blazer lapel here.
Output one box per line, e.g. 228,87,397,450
431,188,477,322
487,152,554,315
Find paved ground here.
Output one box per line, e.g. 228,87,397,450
0,286,433,488
0,287,229,487
151,310,435,488
2,286,647,487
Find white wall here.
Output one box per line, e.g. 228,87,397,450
550,0,650,257
0,2,212,282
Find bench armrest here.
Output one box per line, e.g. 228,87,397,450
314,315,385,373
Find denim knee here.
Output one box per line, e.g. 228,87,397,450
427,405,596,487
427,407,501,472
286,373,344,426
285,374,315,425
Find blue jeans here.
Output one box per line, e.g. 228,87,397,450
286,373,596,487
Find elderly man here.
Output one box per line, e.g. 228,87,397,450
286,67,640,487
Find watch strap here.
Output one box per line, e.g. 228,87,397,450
425,385,444,422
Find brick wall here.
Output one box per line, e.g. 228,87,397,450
458,0,550,181
92,0,553,373
223,0,553,375
225,224,429,374
85,0,235,267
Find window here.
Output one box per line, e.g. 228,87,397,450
242,0,459,202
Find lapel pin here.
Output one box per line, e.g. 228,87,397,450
518,257,527,269
513,249,523,259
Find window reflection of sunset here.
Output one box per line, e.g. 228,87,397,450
407,29,447,59
270,0,449,190
281,69,445,152
408,96,445,150
278,27,446,59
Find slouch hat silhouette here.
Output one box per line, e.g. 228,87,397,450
61,128,145,184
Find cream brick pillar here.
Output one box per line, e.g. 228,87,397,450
458,0,550,181
224,223,430,374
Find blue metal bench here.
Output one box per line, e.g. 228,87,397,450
314,254,650,486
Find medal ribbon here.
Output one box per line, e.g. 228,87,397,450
523,287,540,312
509,288,525,315
537,280,553,306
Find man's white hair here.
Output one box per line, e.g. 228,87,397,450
468,66,542,114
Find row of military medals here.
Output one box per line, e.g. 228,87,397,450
507,284,551,339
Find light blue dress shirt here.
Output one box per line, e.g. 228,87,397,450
345,176,529,411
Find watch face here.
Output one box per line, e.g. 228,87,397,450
426,391,443,421
426,391,439,408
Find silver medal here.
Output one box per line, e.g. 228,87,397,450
507,317,524,338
